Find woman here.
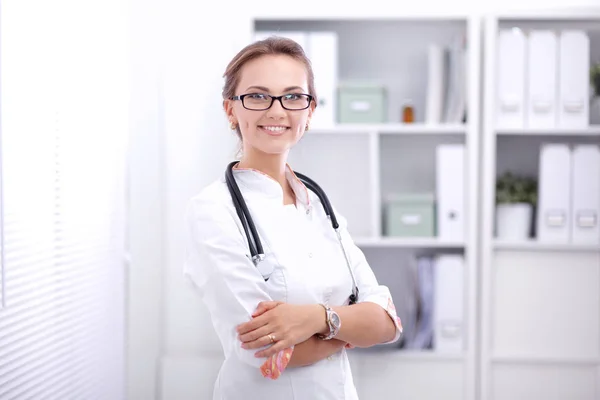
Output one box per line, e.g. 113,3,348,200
183,36,403,400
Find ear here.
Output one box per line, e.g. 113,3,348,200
223,98,237,124
307,98,316,123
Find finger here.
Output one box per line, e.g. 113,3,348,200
239,324,271,344
237,315,267,335
243,332,277,350
255,339,288,359
252,301,282,317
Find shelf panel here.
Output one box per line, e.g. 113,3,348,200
496,126,600,136
310,123,467,135
352,347,465,362
491,354,599,366
355,236,465,248
493,240,600,252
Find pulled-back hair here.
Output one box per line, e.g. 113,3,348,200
222,36,317,102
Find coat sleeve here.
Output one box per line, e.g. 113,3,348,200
183,193,293,377
336,208,404,344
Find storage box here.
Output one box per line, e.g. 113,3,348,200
338,84,386,123
384,193,435,237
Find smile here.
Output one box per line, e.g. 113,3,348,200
258,125,290,136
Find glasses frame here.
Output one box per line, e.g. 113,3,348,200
230,93,314,111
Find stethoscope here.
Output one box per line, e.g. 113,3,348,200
225,161,359,305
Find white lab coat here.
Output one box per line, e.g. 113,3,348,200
184,165,403,400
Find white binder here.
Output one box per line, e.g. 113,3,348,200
433,255,464,353
436,144,465,240
526,31,558,129
571,145,600,245
496,29,526,129
425,44,446,124
537,144,572,243
558,30,590,128
307,32,338,128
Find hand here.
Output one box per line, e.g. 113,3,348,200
237,301,325,359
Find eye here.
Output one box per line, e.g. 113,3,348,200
247,93,268,100
283,94,302,101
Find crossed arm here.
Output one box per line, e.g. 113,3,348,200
237,300,399,373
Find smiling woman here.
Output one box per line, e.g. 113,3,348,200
183,36,403,400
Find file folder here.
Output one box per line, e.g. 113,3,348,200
526,31,558,129
436,144,465,240
558,31,590,128
307,32,337,128
433,255,464,353
571,145,600,245
496,29,526,129
537,144,572,243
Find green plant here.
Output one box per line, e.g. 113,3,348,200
496,172,537,205
591,62,600,98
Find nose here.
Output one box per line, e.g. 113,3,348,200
265,98,286,119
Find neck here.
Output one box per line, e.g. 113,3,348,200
237,149,290,191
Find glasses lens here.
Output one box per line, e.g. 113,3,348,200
243,94,271,110
282,94,310,110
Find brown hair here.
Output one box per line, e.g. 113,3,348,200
222,36,317,138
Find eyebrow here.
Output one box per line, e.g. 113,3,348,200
245,85,306,93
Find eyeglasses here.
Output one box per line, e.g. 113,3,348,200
230,93,313,111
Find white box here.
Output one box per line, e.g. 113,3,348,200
571,145,600,245
537,144,572,243
307,32,338,128
433,255,464,353
436,144,465,240
496,29,526,129
526,31,558,129
558,30,590,128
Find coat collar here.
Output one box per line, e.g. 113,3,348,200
231,163,311,207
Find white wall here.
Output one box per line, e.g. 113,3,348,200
127,1,600,399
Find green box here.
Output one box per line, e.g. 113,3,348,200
338,84,386,123
384,193,435,237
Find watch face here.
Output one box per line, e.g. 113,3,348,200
330,312,340,328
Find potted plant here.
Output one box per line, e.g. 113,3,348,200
495,171,537,240
591,62,600,124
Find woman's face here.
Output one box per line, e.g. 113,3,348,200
224,54,315,157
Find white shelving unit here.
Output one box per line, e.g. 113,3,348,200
255,15,481,400
481,11,600,400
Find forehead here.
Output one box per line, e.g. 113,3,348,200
237,54,308,93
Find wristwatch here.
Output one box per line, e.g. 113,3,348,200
318,304,341,340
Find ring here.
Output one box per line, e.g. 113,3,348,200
268,334,275,343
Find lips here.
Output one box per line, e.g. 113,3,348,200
258,125,290,136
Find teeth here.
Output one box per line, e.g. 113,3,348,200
261,126,287,132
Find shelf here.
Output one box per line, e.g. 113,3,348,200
352,347,465,362
496,126,600,136
354,236,465,248
310,123,467,136
493,239,600,252
491,354,599,366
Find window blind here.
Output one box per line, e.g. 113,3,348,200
0,1,129,398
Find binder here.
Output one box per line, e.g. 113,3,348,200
425,44,446,124
307,32,338,128
558,30,590,128
526,31,558,129
537,144,572,243
433,255,464,353
571,145,600,245
496,29,526,129
436,144,465,240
